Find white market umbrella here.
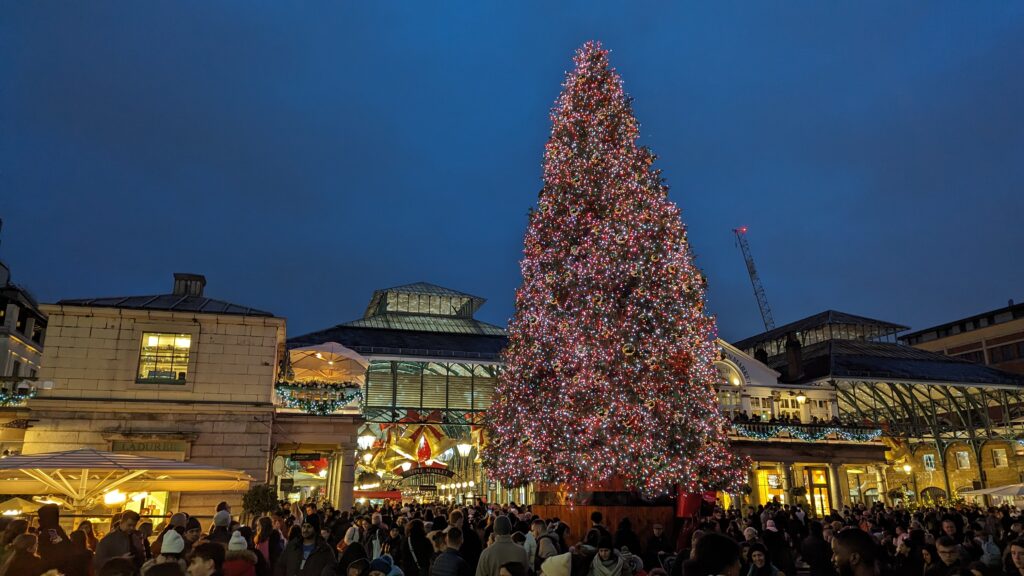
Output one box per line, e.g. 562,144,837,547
0,449,253,510
289,342,368,383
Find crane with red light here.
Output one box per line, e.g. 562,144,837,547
733,226,776,331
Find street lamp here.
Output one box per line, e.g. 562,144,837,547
795,392,807,404
457,443,473,458
358,433,376,450
902,463,912,474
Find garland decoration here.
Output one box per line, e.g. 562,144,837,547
275,382,362,416
0,388,36,407
734,423,882,442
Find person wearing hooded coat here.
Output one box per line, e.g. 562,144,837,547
36,502,75,575
401,519,434,576
336,541,369,576
588,536,624,576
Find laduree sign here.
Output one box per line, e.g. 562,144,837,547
111,440,188,453
289,453,322,462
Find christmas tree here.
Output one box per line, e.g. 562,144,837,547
483,42,747,496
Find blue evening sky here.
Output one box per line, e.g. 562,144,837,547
2,2,1022,341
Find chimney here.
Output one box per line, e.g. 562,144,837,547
785,333,803,382
754,348,768,364
172,273,206,297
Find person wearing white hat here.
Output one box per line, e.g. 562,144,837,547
140,529,187,575
540,553,571,576
223,530,259,576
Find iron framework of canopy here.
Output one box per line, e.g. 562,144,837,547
834,378,1024,486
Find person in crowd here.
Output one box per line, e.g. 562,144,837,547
153,514,189,557
143,528,188,575
450,511,482,573
524,520,544,572
831,528,880,576
429,531,448,564
336,541,368,576
79,520,100,551
400,519,433,576
95,510,143,571
147,562,188,576
680,532,741,576
746,543,783,576
928,536,962,576
801,521,835,576
476,516,528,576
588,536,623,576
643,524,669,572
185,517,204,555
224,531,258,576
0,533,46,576
500,562,528,576
257,516,285,569
612,520,640,561
67,530,95,576
276,514,336,576
589,514,612,545
37,503,74,574
382,526,404,561
189,541,227,576
368,554,404,576
0,518,28,566
432,527,470,576
209,510,234,547
921,544,938,576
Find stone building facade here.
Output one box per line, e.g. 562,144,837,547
25,273,285,513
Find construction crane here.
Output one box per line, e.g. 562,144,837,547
733,226,775,331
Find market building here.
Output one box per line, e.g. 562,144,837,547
733,310,1024,507
282,282,507,505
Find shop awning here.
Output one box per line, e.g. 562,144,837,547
0,449,253,509
961,484,1024,497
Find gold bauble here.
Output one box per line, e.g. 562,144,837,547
622,343,636,356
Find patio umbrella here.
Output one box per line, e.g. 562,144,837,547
0,448,253,510
983,484,1024,497
0,497,41,514
288,342,368,383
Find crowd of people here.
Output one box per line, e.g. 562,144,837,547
5,497,1024,576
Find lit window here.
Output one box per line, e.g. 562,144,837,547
137,333,191,383
993,448,1009,468
955,451,970,470
923,454,936,471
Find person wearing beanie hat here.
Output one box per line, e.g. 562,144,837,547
140,529,188,575
152,512,190,557
183,516,203,555
207,510,233,546
369,554,404,576
278,514,337,575
223,530,258,576
476,516,528,576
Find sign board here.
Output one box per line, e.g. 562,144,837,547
289,453,321,462
399,467,455,479
418,485,437,492
279,479,295,492
111,440,188,453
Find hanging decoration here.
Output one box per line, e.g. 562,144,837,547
0,388,36,407
733,424,883,442
274,382,362,416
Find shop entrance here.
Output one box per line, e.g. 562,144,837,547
804,467,832,516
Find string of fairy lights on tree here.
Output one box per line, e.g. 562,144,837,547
482,41,748,497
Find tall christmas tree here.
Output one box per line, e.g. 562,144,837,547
483,42,747,496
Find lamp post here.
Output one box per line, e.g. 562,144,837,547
903,463,918,502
